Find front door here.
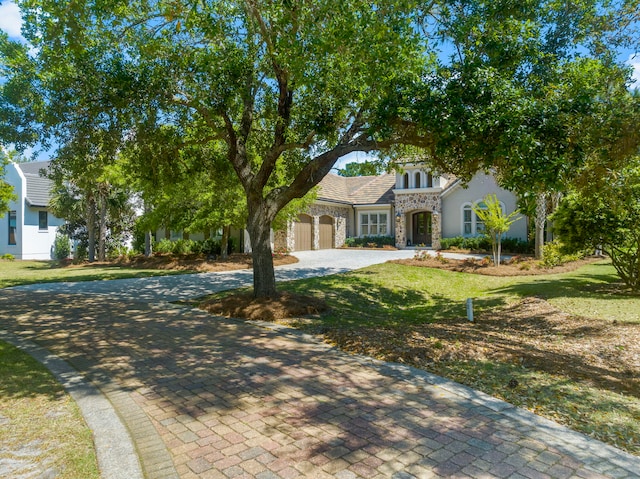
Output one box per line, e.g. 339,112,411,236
412,212,432,246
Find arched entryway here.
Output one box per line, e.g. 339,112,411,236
294,214,312,251
412,211,432,246
319,215,334,249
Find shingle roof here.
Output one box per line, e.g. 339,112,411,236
318,173,395,206
17,161,53,207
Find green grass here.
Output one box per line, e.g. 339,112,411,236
0,341,99,478
0,259,189,289
281,259,639,325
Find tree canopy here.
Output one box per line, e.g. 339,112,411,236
2,0,638,296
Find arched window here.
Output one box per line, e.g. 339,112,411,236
403,173,409,189
427,172,433,188
414,172,421,188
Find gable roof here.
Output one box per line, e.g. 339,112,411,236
16,161,53,208
318,173,395,206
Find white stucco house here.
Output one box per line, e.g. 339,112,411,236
276,166,527,252
0,161,65,260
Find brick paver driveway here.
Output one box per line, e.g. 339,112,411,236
1,252,639,478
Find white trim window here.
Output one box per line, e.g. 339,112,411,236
360,212,388,236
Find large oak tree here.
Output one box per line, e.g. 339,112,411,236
2,0,637,296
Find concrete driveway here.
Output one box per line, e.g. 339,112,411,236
1,249,638,479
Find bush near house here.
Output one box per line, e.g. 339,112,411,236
440,236,534,254
53,233,72,260
148,237,237,257
344,236,396,248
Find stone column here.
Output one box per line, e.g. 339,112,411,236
312,215,320,250
395,211,406,248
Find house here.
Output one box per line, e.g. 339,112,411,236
0,161,65,260
276,166,527,251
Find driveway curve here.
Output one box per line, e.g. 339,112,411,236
1,249,638,479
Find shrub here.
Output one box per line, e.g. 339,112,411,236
540,240,585,268
107,245,133,261
172,239,195,255
344,236,395,248
154,238,174,255
74,243,88,261
1,253,14,261
53,233,71,260
440,236,533,254
414,250,430,261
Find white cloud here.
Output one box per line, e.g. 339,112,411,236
0,1,24,39
627,53,640,87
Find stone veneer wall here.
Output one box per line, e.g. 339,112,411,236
394,192,442,249
275,203,350,251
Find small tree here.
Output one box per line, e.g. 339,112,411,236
473,194,521,266
553,159,640,292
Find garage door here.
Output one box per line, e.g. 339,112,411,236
294,214,312,251
319,215,334,249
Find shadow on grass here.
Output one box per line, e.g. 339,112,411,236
493,262,636,301
0,341,65,400
279,272,507,328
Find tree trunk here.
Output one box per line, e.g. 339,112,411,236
534,192,547,260
86,194,96,262
247,207,277,298
98,191,108,261
144,231,152,257
220,225,230,260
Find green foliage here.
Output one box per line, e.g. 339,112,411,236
344,236,395,248
337,161,385,177
440,236,533,254
0,154,16,213
473,194,521,266
540,240,585,268
52,232,71,260
554,158,640,290
1,254,14,261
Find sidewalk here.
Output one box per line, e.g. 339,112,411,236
0,286,637,479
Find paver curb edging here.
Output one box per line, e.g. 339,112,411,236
248,319,640,477
0,330,144,479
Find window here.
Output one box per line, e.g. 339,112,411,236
360,213,389,236
403,173,409,189
379,213,388,235
361,214,369,235
8,211,16,245
427,172,433,188
39,211,48,231
370,214,378,235
414,172,421,188
463,206,472,235
475,202,487,234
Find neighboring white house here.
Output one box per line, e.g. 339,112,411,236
277,166,527,252
0,161,65,260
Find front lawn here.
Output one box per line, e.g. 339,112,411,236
201,259,640,455
0,341,99,478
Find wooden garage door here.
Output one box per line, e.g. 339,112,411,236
295,214,312,251
319,215,334,249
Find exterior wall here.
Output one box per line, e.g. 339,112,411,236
283,202,350,251
441,172,527,240
353,205,394,238
394,192,442,249
21,206,64,259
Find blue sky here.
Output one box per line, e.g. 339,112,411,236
1,0,639,167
